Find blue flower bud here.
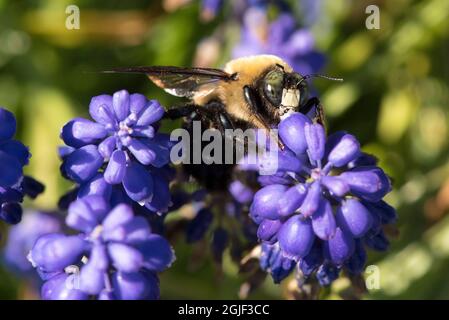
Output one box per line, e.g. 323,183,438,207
128,138,156,165
299,181,321,218
145,171,171,213
251,184,288,220
305,123,325,162
0,202,22,224
30,234,86,272
0,151,22,187
135,100,164,126
324,227,355,265
112,90,130,121
61,145,104,183
336,199,373,238
66,195,109,232
98,136,117,159
80,260,107,295
0,108,16,141
278,215,315,260
111,271,159,300
0,140,30,166
229,180,254,204
327,133,360,167
320,176,349,197
137,234,175,272
311,199,336,240
61,118,107,148
104,149,127,184
257,219,282,243
108,243,144,273
278,184,307,217
340,167,391,202
123,162,154,202
77,174,112,199
42,273,88,300
278,112,310,155
89,94,114,125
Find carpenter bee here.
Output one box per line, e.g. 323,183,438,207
105,55,342,190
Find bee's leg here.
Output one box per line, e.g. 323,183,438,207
202,101,236,131
165,103,235,131
300,97,327,129
164,105,200,120
202,101,256,162
217,112,236,131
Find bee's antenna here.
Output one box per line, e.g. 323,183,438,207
297,74,344,86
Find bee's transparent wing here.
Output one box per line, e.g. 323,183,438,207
102,66,235,98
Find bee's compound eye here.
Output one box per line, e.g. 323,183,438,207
263,70,283,106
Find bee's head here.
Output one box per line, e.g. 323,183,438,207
262,66,308,115
261,65,343,116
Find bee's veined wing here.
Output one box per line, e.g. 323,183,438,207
102,66,236,98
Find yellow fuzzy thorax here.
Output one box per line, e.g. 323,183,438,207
193,55,292,127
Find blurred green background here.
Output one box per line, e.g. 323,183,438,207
1,0,449,299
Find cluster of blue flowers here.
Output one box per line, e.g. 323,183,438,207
28,196,174,300
201,0,270,20
244,112,396,286
199,0,325,77
201,0,224,20
60,90,173,214
24,91,176,300
0,107,43,227
233,8,325,76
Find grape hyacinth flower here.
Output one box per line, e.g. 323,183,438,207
233,10,325,76
0,107,44,226
60,90,172,214
245,112,396,286
3,211,62,273
28,195,175,300
298,0,322,27
201,0,224,21
201,0,271,21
